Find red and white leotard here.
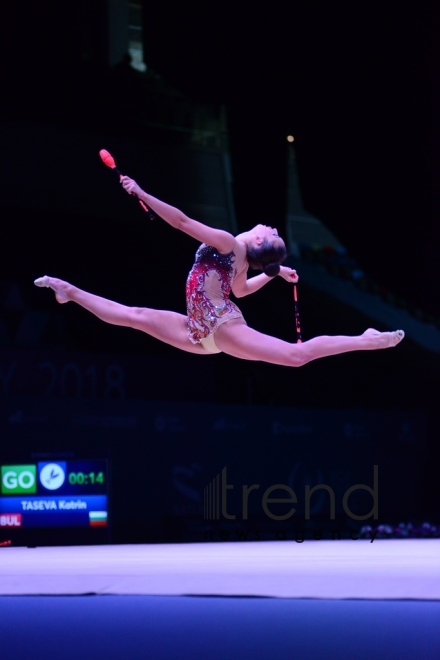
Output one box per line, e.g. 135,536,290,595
186,243,247,345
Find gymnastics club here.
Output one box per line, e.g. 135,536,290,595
293,282,302,343
99,149,154,220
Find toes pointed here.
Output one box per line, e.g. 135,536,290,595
393,330,405,346
34,276,50,288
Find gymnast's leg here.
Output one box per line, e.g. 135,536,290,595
34,276,207,355
214,319,404,367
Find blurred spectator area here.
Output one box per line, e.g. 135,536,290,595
285,145,440,335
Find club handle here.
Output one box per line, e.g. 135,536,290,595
293,284,302,343
99,149,154,220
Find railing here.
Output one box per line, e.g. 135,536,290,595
297,243,440,329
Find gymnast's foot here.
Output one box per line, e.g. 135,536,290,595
34,276,69,304
363,328,405,348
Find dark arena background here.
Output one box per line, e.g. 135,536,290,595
1,2,440,658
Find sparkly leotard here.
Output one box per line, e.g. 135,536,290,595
186,243,247,346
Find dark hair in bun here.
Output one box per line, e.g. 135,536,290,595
246,239,287,277
263,262,281,277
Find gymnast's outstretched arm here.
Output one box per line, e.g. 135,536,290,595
120,176,237,254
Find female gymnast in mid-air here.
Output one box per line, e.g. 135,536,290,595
34,175,404,365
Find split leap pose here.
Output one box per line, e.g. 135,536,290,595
34,176,404,366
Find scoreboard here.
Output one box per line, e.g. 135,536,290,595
0,459,110,538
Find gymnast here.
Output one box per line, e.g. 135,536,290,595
34,175,404,365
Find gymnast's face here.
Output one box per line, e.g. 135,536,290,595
251,224,285,248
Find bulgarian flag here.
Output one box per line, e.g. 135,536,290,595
89,511,108,526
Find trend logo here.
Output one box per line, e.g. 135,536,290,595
39,462,66,491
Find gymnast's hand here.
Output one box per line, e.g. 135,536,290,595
278,266,299,283
120,175,143,198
